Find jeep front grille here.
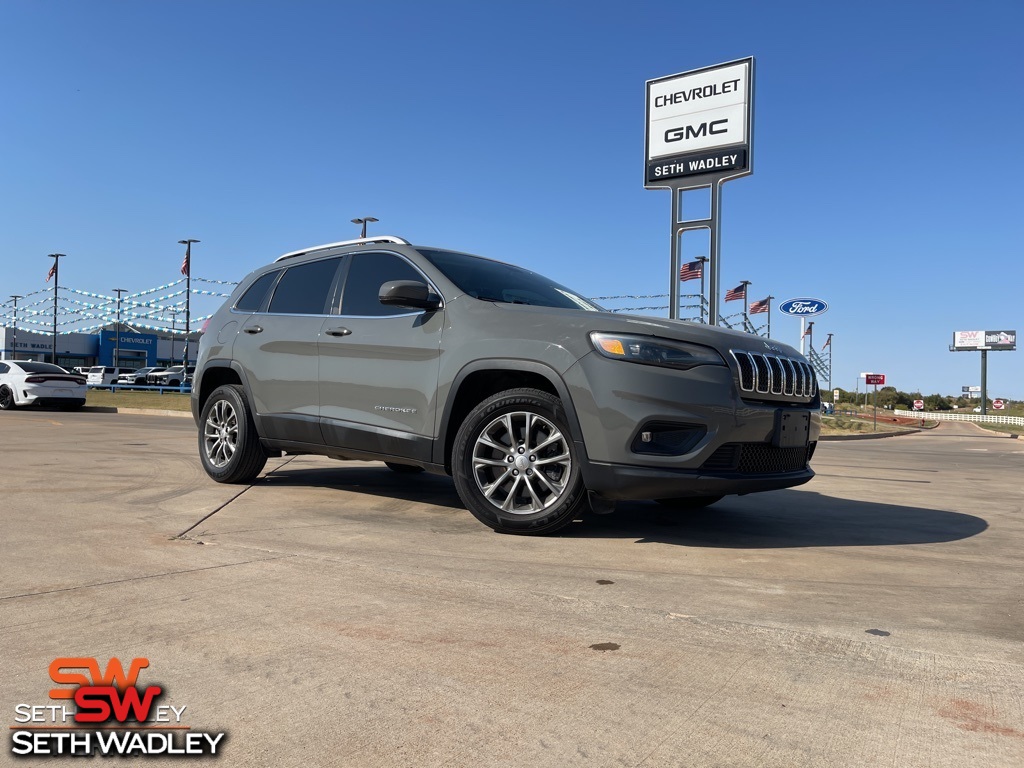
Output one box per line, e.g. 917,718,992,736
730,351,817,399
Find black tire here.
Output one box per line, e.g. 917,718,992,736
0,386,16,410
168,379,181,388
385,462,424,474
452,388,586,535
198,384,267,483
655,495,724,510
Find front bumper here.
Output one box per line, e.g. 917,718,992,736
563,351,820,500
580,456,814,500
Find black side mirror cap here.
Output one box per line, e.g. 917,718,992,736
378,280,441,311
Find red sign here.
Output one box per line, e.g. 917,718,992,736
865,374,886,386
913,400,924,410
993,399,1006,410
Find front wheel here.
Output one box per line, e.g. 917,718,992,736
0,386,17,410
452,388,586,535
198,384,267,483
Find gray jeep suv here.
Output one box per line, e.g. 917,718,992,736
192,236,820,534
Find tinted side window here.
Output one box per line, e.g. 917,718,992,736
0,363,8,374
268,258,340,315
341,253,425,317
236,271,279,312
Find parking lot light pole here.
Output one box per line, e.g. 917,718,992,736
47,254,65,365
178,239,199,371
112,289,127,369
351,217,378,238
8,295,23,360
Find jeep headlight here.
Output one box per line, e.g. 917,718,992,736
589,332,725,370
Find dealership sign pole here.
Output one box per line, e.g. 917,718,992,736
645,57,754,323
778,298,828,355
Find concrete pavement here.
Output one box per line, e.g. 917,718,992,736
1,411,1021,766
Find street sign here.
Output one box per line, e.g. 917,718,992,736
833,389,840,403
993,399,1006,410
865,374,886,386
913,400,924,410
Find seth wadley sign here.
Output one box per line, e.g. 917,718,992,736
646,59,751,184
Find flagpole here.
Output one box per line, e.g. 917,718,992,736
739,280,751,333
178,239,199,376
48,254,65,365
696,256,708,322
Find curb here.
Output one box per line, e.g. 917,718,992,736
820,428,921,441
82,406,193,419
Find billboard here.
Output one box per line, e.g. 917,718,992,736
952,330,1016,351
645,58,753,186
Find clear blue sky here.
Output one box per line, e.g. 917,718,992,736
1,1,1021,397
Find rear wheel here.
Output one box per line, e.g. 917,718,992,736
0,386,16,410
453,388,586,535
198,384,267,483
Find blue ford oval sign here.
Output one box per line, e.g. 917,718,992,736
779,298,828,317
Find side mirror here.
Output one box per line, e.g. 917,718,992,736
378,280,441,311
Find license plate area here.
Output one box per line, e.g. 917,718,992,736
773,410,810,448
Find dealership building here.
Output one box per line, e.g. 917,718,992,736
0,327,196,369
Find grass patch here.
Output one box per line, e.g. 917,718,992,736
820,414,904,436
86,389,191,412
972,422,1023,437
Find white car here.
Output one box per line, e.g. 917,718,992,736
116,367,161,387
0,361,87,411
86,366,136,389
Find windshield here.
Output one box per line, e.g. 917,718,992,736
18,362,70,374
418,249,602,312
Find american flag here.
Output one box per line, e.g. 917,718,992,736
802,326,812,338
678,260,703,282
45,263,57,282
180,251,190,277
749,297,769,315
822,336,831,349
724,283,746,302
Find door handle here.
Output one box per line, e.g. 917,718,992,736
325,327,352,337
243,325,263,334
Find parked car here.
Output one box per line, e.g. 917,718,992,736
86,366,137,389
71,367,92,376
191,235,821,535
150,366,195,387
116,367,161,387
0,361,87,410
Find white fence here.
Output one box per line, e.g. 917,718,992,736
893,409,1024,427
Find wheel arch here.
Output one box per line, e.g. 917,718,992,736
435,360,585,472
196,361,251,419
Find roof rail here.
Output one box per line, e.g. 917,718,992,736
275,236,411,262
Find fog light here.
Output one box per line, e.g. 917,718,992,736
631,423,706,456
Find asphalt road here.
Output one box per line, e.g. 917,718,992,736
1,411,1022,767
